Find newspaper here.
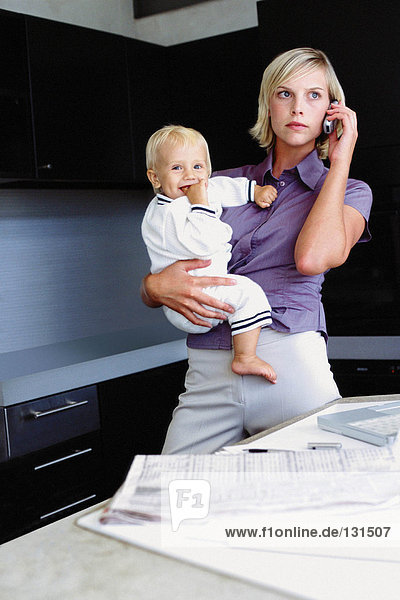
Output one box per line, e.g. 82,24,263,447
100,448,400,526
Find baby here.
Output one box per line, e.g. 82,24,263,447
141,125,277,382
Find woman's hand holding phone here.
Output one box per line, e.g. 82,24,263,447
326,101,358,166
323,100,339,134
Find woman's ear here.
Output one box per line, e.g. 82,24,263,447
147,169,160,189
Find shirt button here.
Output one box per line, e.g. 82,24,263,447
279,181,285,187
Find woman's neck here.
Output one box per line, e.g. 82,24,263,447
272,140,315,179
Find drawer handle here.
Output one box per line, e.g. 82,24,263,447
30,399,89,419
40,494,97,520
34,447,93,471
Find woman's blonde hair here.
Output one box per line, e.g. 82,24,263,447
250,48,345,160
146,125,212,191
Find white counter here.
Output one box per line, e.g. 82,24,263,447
0,502,294,600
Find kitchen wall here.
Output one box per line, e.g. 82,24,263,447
0,188,183,355
0,0,258,45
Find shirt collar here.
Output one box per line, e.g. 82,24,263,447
296,149,325,190
261,149,325,190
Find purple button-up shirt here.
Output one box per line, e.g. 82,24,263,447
187,149,372,350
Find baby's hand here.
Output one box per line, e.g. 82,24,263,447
254,184,277,208
184,178,209,206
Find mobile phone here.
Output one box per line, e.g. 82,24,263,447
323,100,339,134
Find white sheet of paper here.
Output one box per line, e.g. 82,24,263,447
101,449,400,526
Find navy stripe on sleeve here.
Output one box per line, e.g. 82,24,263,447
191,206,217,217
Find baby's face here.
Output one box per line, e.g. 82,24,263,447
150,141,209,199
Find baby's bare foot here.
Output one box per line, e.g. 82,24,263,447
231,355,277,383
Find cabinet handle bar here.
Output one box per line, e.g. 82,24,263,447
40,494,97,520
34,447,93,470
30,400,88,419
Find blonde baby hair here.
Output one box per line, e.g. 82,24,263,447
146,125,212,191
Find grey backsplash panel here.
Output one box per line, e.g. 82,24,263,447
0,188,182,354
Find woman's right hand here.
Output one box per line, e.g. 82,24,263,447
326,102,358,167
141,259,236,328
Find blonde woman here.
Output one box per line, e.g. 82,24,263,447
141,48,372,454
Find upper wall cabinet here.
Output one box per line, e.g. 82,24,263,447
126,38,168,185
165,28,265,172
0,10,167,184
26,17,134,182
0,11,35,178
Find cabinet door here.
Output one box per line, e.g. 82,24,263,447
5,385,100,459
98,360,188,496
26,16,133,182
0,408,6,462
0,10,35,178
0,432,105,544
166,28,265,172
330,360,400,398
126,38,169,185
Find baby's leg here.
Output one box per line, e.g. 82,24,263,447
163,305,220,334
231,327,277,383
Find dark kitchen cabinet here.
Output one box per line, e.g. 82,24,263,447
166,28,265,172
0,432,104,543
0,361,188,543
0,10,168,184
98,360,188,497
26,16,134,182
329,360,400,399
126,38,169,185
0,11,35,178
0,385,105,544
0,11,262,184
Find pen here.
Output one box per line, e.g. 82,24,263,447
247,448,288,453
307,442,342,450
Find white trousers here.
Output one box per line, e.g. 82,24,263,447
162,329,340,454
163,274,272,335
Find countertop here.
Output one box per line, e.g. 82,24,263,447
0,502,295,600
2,332,399,406
0,330,187,406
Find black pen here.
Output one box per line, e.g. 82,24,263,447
247,448,288,453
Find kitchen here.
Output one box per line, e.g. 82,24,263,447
0,0,399,596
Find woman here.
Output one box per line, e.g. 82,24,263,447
141,48,372,454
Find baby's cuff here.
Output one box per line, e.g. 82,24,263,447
190,205,217,218
248,180,256,202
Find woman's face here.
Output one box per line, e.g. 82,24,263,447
269,67,331,154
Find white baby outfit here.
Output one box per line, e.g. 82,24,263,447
141,176,272,335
